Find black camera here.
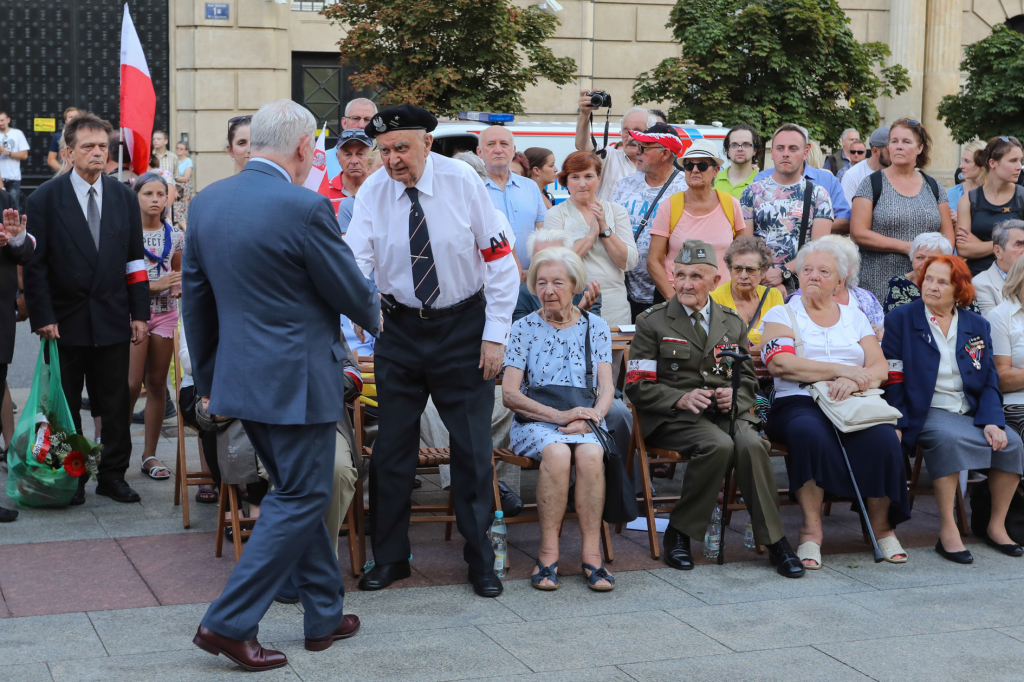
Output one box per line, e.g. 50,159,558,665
587,90,612,109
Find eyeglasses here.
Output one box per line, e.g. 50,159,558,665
729,265,760,275
728,142,754,150
344,115,375,124
637,145,665,155
683,161,714,172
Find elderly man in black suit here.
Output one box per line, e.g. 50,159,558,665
24,112,150,505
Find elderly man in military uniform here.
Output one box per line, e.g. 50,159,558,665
625,239,804,578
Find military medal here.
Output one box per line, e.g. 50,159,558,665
712,364,724,375
965,336,985,370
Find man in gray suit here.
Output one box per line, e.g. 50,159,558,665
184,100,380,672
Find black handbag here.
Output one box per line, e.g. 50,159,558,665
515,311,598,423
590,421,639,524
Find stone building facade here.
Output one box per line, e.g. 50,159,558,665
172,0,1024,189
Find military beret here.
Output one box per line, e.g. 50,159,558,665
365,104,438,139
674,239,718,267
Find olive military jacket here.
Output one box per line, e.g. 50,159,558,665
625,295,760,439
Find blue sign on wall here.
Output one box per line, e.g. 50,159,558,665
205,3,229,20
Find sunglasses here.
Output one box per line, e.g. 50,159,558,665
228,115,252,131
849,149,867,156
683,161,714,172
905,119,920,126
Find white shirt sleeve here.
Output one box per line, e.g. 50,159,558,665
468,177,518,343
346,190,376,279
989,305,1012,357
849,305,875,341
608,201,639,271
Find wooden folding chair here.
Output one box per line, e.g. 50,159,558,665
172,326,214,529
720,440,796,554
491,448,614,564
906,444,978,535
215,482,257,562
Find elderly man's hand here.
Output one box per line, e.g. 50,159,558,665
715,387,733,412
763,268,784,287
578,90,599,114
676,388,714,414
479,341,505,380
2,208,26,240
131,320,148,345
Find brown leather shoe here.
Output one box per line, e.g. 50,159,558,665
192,625,287,671
304,614,361,651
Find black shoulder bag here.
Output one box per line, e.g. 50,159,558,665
633,169,680,240
515,311,597,423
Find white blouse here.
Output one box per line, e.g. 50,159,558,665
927,310,971,414
987,299,1024,405
761,296,874,398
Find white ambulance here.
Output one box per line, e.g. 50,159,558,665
430,114,728,203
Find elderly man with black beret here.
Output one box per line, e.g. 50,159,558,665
625,239,804,578
346,105,520,597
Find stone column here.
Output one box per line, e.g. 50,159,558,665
886,0,927,122
922,0,963,182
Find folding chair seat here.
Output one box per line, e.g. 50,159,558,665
171,326,214,529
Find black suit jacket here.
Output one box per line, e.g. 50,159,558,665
24,172,150,346
0,189,35,363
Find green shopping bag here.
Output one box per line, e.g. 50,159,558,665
6,339,97,508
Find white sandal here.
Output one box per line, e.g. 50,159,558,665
141,456,171,480
796,541,822,570
877,535,908,564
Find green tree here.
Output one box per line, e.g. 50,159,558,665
322,0,577,118
937,25,1024,144
631,0,909,150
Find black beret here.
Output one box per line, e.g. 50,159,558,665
365,105,438,139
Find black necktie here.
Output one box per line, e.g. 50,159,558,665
406,187,440,308
691,310,707,346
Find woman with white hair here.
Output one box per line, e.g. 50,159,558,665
987,256,1024,439
762,240,911,568
882,232,981,314
790,235,884,333
502,246,616,592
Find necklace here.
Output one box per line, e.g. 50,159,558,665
541,307,578,328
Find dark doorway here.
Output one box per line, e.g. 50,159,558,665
1008,14,1024,33
0,0,170,194
291,52,376,147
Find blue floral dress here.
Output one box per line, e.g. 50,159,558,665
504,311,612,460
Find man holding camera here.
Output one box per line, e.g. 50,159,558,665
574,91,654,202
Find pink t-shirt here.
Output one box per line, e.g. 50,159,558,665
650,193,740,285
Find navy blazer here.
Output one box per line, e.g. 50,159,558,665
881,298,1004,450
182,160,380,425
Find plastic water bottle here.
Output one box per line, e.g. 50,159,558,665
744,522,756,549
703,506,721,558
490,511,508,578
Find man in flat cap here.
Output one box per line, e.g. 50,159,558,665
347,105,519,597
624,239,804,578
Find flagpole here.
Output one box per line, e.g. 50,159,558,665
118,127,124,182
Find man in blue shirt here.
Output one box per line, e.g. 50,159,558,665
478,125,547,281
754,125,850,235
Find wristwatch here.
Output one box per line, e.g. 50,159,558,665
598,228,612,239
779,264,793,281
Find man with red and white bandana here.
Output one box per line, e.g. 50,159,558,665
624,238,802,578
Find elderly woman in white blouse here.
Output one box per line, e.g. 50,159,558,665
543,151,638,326
988,257,1024,441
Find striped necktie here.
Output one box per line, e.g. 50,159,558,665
406,187,440,308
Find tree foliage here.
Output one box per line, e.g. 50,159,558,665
322,0,577,118
631,0,909,149
937,25,1024,145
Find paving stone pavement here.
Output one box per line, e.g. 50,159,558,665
2,390,1024,680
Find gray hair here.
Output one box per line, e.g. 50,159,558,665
794,239,850,284
249,100,316,154
909,232,954,259
527,228,573,256
344,98,378,117
841,128,859,143
819,235,862,287
992,219,1024,250
621,106,657,130
453,151,486,180
527,246,587,296
1003,253,1024,304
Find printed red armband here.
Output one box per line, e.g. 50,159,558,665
344,368,364,394
126,259,148,285
481,231,513,262
882,359,904,386
761,338,795,365
626,359,657,383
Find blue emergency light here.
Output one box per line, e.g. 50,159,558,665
457,111,514,124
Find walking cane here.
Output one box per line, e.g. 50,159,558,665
830,423,884,564
717,350,751,566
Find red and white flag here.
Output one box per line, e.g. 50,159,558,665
119,3,156,177
304,127,330,196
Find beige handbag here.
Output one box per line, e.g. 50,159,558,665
785,305,902,432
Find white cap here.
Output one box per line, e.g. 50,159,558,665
681,138,724,164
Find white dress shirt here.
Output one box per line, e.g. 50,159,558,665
682,298,712,336
69,168,103,222
987,298,1024,404
249,157,292,183
927,310,971,414
347,153,519,344
841,158,875,205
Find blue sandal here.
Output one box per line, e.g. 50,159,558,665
531,560,559,591
582,562,615,592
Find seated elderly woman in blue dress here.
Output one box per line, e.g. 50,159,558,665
882,254,1024,564
502,247,616,592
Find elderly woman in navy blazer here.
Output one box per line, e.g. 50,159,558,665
882,255,1024,564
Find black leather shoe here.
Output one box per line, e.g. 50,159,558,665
982,533,1024,557
0,506,18,522
663,525,694,571
69,484,86,506
358,560,411,591
468,569,503,598
935,539,974,564
767,537,805,578
498,482,523,518
95,479,141,503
